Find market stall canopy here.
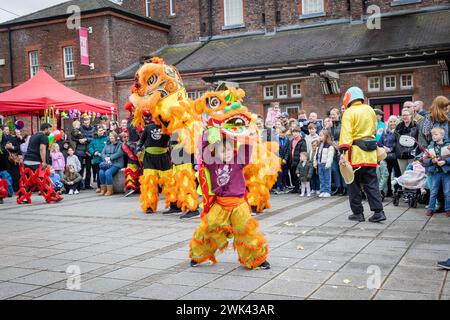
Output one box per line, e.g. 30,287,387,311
0,70,116,116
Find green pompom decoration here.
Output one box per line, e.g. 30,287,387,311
207,127,221,145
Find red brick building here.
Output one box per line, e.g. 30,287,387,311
2,0,450,123
0,0,169,127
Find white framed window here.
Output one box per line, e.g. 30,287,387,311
302,0,324,15
224,0,244,26
384,75,396,90
169,0,175,16
368,77,381,92
277,84,288,98
63,46,75,78
291,83,301,97
187,91,197,100
264,86,274,100
145,0,151,17
400,74,413,89
29,51,39,78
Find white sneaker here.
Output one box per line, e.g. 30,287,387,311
299,192,305,197
68,189,74,195
307,192,311,197
74,190,79,195
322,193,331,198
318,193,324,197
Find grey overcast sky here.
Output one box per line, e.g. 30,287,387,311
0,1,71,23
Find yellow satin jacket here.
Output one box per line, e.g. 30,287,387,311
339,101,378,168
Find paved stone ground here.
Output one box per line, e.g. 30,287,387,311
0,191,449,300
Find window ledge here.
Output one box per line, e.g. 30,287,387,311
222,23,245,31
299,12,326,20
391,0,421,6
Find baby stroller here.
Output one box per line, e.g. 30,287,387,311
391,160,428,208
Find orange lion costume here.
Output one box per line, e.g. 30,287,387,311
189,85,271,270
128,57,200,214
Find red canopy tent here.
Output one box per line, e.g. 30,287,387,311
0,70,116,116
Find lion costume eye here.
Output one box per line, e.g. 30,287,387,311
147,74,158,86
207,97,221,109
164,66,176,78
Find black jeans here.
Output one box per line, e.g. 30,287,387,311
92,163,100,188
290,165,299,192
348,166,384,216
79,156,92,188
64,181,80,193
385,158,401,196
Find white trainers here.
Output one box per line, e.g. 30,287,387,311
299,192,305,197
322,193,331,198
74,190,79,195
307,192,311,197
318,193,324,197
68,189,74,195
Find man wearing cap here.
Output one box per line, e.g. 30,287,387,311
339,87,386,223
374,109,386,142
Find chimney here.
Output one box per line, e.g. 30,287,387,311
349,0,364,22
264,0,277,33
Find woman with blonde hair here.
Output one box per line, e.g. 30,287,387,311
419,96,450,146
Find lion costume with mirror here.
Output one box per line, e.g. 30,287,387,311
190,85,272,269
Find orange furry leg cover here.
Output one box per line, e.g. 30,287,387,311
173,163,199,213
139,169,160,213
230,202,269,269
189,203,231,265
124,164,141,191
159,169,177,209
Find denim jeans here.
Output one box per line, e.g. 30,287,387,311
318,163,332,194
428,172,450,212
331,155,346,189
276,164,289,191
99,165,120,185
311,171,320,191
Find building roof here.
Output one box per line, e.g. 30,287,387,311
0,0,170,29
115,42,203,80
175,9,450,74
115,9,450,81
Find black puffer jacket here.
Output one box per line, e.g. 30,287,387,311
73,125,96,158
288,138,307,168
394,121,419,160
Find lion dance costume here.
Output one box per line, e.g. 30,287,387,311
129,57,200,214
189,86,270,269
16,164,62,204
122,102,142,195
0,178,8,203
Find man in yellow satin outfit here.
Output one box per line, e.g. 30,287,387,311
339,87,386,223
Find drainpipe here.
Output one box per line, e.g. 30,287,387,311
8,27,14,88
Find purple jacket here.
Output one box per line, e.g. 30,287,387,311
51,152,65,171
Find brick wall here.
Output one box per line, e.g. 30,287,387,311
366,0,449,14
109,16,168,74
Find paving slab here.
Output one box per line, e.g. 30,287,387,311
309,285,377,300
129,283,197,300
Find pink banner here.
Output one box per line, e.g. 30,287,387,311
79,27,90,66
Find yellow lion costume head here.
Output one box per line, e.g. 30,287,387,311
129,57,196,134
194,85,255,142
